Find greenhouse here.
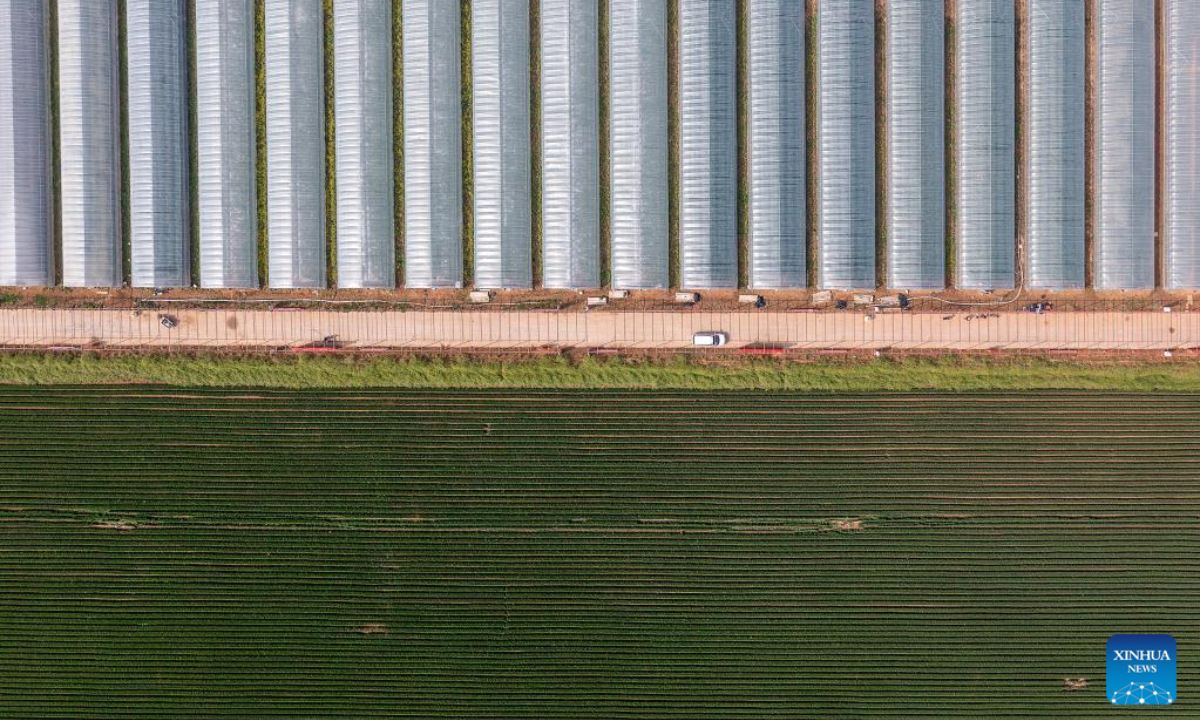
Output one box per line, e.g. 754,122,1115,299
265,0,326,289
126,0,191,288
1027,0,1085,290
473,0,532,289
886,0,944,290
57,0,122,288
0,0,52,287
1094,0,1155,290
195,0,259,289
335,0,395,288
540,0,600,289
679,0,737,289
747,0,805,290
1166,0,1200,290
817,0,875,290
956,0,1015,290
609,0,669,290
403,0,460,288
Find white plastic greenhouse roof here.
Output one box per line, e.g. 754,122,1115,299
817,0,875,290
473,0,532,289
403,0,460,288
747,0,805,290
126,0,190,288
1026,0,1085,290
335,0,395,288
886,0,944,290
956,0,1015,290
540,0,600,289
679,0,737,289
195,0,258,289
1166,0,1200,290
609,0,669,290
57,0,122,288
1094,0,1155,290
265,0,326,289
0,0,52,287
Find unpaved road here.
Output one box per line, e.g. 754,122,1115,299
0,308,1195,351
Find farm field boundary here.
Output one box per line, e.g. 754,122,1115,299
1,354,1200,391
0,388,1194,717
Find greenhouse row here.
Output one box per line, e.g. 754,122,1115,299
0,0,1198,291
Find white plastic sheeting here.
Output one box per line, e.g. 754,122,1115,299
403,0,460,288
266,0,325,289
195,0,258,288
1167,0,1200,289
817,0,875,290
335,0,394,288
956,0,1015,290
679,0,737,289
127,0,190,288
473,0,531,289
1094,0,1155,289
748,0,805,289
0,0,52,287
609,0,668,289
540,0,599,289
58,0,121,288
1027,0,1085,289
886,0,943,290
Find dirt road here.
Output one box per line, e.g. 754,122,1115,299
0,308,1195,351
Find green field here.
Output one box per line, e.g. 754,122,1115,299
0,387,1195,717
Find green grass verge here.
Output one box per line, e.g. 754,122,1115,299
324,0,337,286
736,0,749,289
806,6,818,289
48,2,62,286
186,0,200,286
667,0,680,289
2,354,1200,392
598,0,611,287
944,8,956,287
393,0,404,286
875,0,887,289
255,0,268,286
118,0,131,285
530,0,543,287
461,0,474,287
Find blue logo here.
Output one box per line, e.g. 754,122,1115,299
1108,634,1176,707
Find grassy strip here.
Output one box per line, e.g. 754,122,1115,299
806,2,818,288
1083,0,1094,289
875,0,887,289
393,0,404,286
47,2,62,285
667,0,680,288
461,0,474,287
598,0,611,287
187,0,200,286
1013,0,1025,288
736,0,749,289
944,2,956,287
324,0,337,286
2,354,1200,392
530,0,542,287
255,0,268,286
118,0,131,285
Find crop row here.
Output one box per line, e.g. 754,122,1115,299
0,387,1195,717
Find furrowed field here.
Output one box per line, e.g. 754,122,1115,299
0,388,1196,717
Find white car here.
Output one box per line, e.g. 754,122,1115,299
692,331,728,347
